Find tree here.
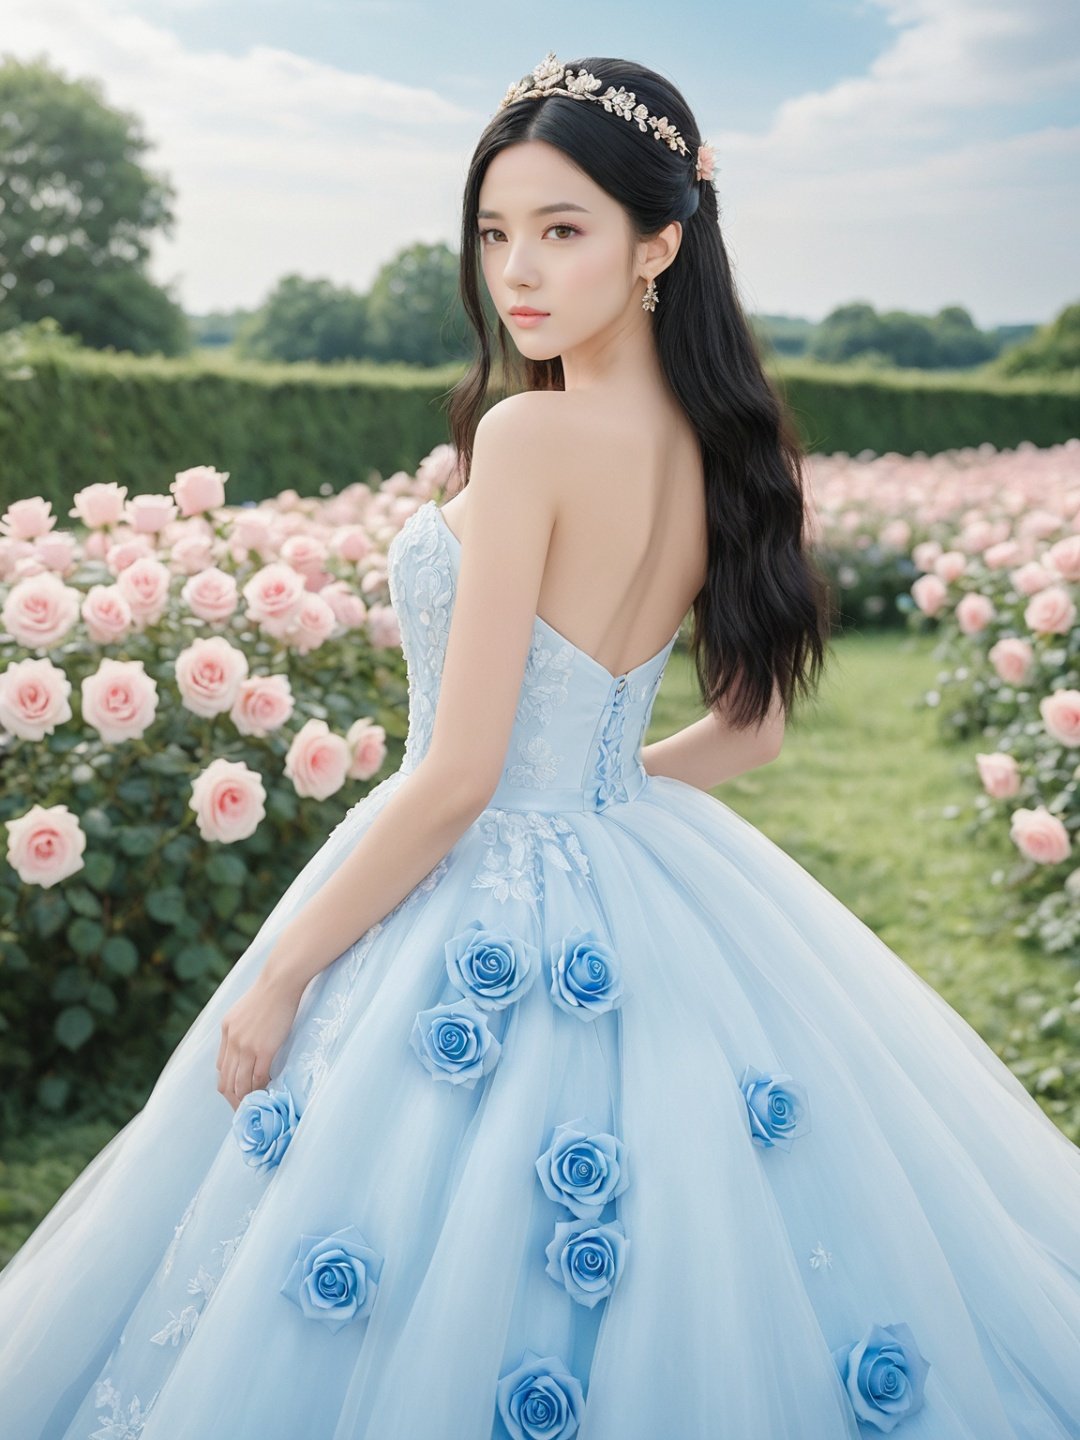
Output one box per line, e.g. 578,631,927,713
0,53,189,355
235,275,370,363
993,301,1080,377
364,242,469,365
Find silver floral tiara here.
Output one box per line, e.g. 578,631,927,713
498,51,716,184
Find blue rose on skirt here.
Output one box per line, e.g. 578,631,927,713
495,1347,585,1440
232,1083,301,1171
279,1224,384,1333
832,1320,931,1432
535,1117,630,1220
739,1063,811,1151
544,1217,629,1309
445,921,540,1011
548,925,624,1019
410,997,502,1088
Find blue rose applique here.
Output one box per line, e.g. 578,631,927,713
410,997,502,1088
544,1217,629,1309
445,921,540,1011
832,1321,931,1432
279,1224,384,1333
739,1063,811,1151
548,925,624,1019
535,1117,630,1220
232,1083,302,1171
495,1347,585,1440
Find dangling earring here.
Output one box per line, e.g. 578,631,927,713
641,277,658,313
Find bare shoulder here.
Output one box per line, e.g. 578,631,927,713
472,393,598,509
475,390,582,445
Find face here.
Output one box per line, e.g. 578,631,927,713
475,138,679,367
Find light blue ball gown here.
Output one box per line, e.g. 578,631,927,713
2,496,1080,1439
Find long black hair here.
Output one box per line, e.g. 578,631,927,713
446,56,833,731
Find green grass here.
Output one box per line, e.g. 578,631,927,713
3,628,1078,1266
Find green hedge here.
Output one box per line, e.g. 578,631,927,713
1,343,1078,508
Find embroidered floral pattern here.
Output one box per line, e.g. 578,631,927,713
148,1203,256,1351
472,808,591,914
389,505,454,776
161,1186,200,1281
91,1378,161,1439
809,1241,835,1270
507,733,560,789
515,633,575,726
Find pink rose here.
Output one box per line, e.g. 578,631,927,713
170,533,216,575
1010,562,1054,596
347,718,387,780
174,636,249,718
416,442,461,496
1,572,80,649
181,567,240,624
280,534,328,576
171,465,228,518
1009,804,1071,865
319,582,367,629
125,494,178,533
911,540,942,572
975,751,1020,799
1045,534,1080,582
231,675,295,737
1039,689,1080,747
0,497,56,542
911,573,947,617
1024,585,1076,636
0,658,73,740
956,592,996,635
982,540,1021,570
116,556,172,625
81,659,159,742
332,526,374,564
286,592,337,655
189,757,266,843
879,518,911,550
34,531,79,573
988,637,1034,685
69,482,128,529
284,718,350,800
105,534,155,573
81,584,135,645
5,803,86,888
230,511,275,561
933,550,967,583
243,562,306,638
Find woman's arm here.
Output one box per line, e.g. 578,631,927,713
261,757,486,1001
642,704,784,792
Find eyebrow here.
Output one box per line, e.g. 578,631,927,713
476,202,591,219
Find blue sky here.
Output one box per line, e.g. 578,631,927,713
5,0,1079,326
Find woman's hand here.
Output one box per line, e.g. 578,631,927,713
216,972,304,1111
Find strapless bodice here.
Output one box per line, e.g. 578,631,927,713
385,501,679,813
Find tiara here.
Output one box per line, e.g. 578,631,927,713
498,51,716,184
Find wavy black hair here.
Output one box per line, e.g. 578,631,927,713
446,55,834,731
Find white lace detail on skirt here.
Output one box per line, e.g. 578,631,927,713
471,807,591,914
147,1202,256,1350
91,1378,161,1439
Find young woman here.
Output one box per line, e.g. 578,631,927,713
3,52,1079,1440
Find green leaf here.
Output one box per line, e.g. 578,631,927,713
66,885,103,917
55,1004,95,1050
36,1075,71,1111
210,886,241,922
81,852,116,893
102,935,139,977
67,915,105,958
51,965,91,1002
146,885,186,925
173,944,218,980
206,853,248,887
86,982,119,1016
118,826,160,857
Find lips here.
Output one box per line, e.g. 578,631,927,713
510,308,549,316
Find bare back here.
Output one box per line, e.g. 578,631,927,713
442,391,708,680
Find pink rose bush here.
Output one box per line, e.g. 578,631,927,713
898,438,1080,961
0,447,460,1111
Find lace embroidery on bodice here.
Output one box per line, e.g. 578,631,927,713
386,500,678,817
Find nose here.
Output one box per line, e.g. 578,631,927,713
499,239,542,293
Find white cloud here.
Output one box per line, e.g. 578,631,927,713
1,0,1076,322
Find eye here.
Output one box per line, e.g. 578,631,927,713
477,223,582,245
